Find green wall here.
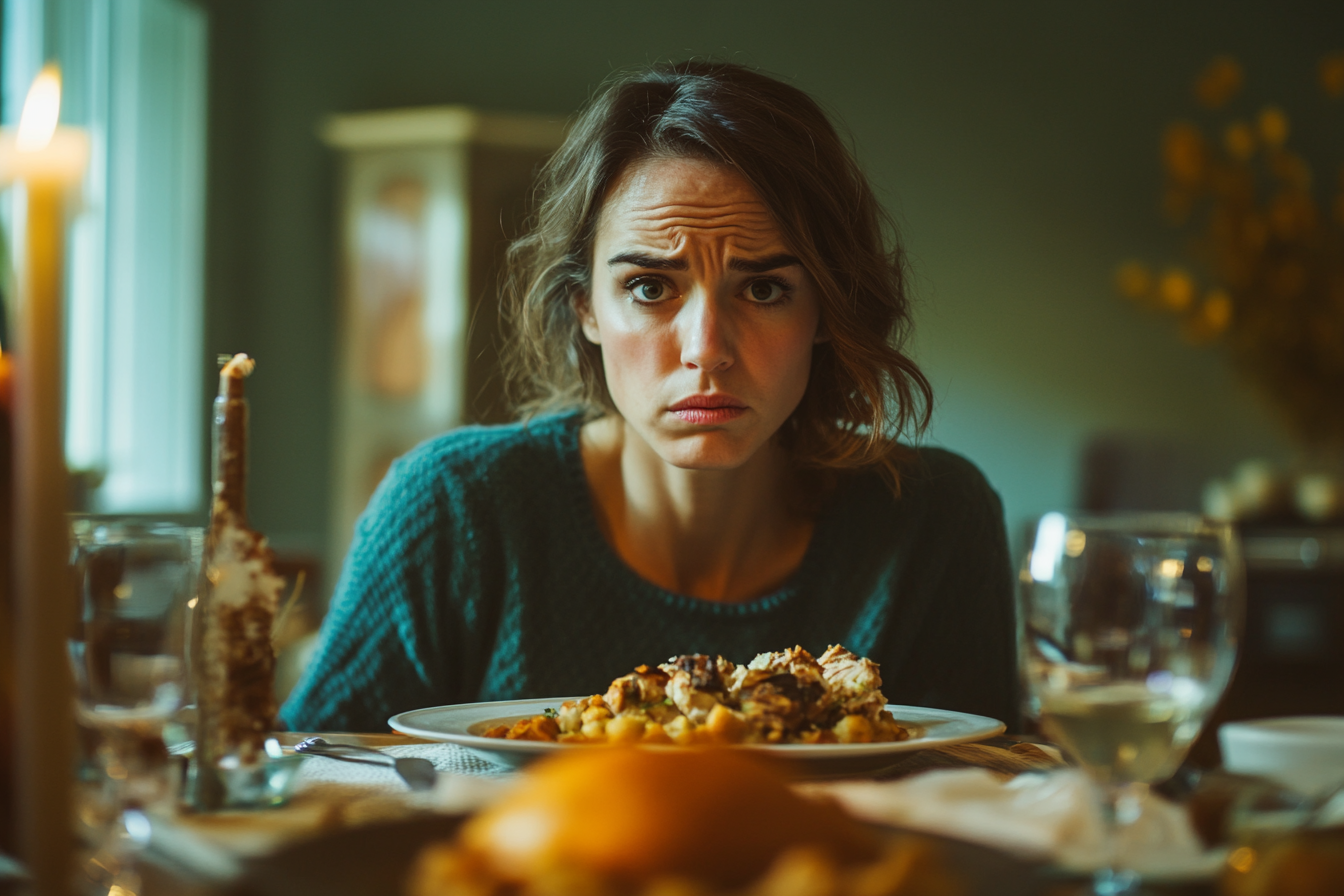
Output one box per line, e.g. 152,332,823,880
203,0,1342,577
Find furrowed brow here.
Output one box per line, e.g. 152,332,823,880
728,253,803,273
607,253,689,271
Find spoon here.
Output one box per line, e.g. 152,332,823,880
293,736,437,791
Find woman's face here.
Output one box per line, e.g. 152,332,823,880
582,156,823,471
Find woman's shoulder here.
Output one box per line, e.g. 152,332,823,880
351,412,583,550
901,445,998,499
819,447,1007,578
837,445,1002,521
391,412,580,485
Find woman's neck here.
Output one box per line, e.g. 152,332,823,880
580,415,815,602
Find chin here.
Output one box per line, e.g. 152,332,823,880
653,429,763,471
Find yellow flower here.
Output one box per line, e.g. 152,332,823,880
1115,261,1153,300
1195,56,1243,108
1269,192,1318,242
1182,289,1233,344
1321,53,1344,98
1203,289,1233,332
1159,268,1196,312
1163,122,1206,185
1224,121,1256,161
1269,150,1312,190
1257,107,1289,148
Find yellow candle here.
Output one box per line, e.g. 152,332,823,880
5,64,87,895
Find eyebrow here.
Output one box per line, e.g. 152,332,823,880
728,253,803,273
607,253,688,271
606,252,803,273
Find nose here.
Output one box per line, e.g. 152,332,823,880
678,293,734,373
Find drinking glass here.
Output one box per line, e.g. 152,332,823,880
1018,513,1243,895
68,517,203,896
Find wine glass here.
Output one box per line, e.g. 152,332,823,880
1018,512,1243,895
68,517,203,896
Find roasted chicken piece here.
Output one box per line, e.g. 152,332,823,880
659,654,735,725
819,644,887,720
743,645,827,682
734,646,835,735
603,664,674,719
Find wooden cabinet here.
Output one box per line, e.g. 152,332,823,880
321,107,563,572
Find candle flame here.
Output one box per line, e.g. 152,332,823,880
16,65,61,152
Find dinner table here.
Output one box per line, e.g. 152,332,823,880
121,729,1284,896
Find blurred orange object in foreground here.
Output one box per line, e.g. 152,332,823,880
0,349,10,411
1221,829,1344,896
411,747,963,896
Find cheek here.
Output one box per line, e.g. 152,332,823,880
594,315,674,406
755,321,818,388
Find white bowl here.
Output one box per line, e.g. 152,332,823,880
1219,716,1344,795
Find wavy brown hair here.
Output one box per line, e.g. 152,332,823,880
502,60,933,492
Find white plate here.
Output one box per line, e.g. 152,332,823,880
389,699,1005,777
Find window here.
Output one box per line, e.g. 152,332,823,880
3,0,207,513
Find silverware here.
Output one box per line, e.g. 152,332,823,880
293,736,437,791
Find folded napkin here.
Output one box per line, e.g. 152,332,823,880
803,768,1225,878
149,743,514,871
294,742,512,798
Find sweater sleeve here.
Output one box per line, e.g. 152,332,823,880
879,452,1021,732
279,451,452,732
933,475,1020,730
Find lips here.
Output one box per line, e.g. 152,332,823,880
669,394,747,424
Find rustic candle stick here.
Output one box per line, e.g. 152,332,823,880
213,352,254,522
192,354,283,810
13,178,74,895
6,64,88,895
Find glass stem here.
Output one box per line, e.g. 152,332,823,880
79,732,164,896
1093,781,1149,896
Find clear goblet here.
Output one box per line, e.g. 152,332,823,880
68,517,203,896
1018,512,1243,895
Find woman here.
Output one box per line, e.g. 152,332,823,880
281,61,1017,732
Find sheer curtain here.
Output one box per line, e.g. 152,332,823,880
3,0,207,513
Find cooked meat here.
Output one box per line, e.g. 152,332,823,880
818,644,887,719
603,664,670,713
660,654,736,725
818,644,882,696
661,654,733,692
738,672,823,734
483,644,907,745
736,646,836,728
745,645,827,686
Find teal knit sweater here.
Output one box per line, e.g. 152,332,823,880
280,413,1019,732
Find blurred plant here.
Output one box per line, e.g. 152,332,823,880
1117,52,1344,448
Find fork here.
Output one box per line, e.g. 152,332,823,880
293,736,437,791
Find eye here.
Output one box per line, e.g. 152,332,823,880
629,278,669,302
745,279,786,303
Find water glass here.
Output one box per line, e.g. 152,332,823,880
1018,512,1243,894
68,517,203,895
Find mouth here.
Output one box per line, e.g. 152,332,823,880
668,394,748,425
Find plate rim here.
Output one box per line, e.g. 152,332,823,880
388,697,1005,757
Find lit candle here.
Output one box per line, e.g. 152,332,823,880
4,64,88,894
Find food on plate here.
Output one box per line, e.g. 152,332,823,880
409,747,964,896
482,644,910,746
